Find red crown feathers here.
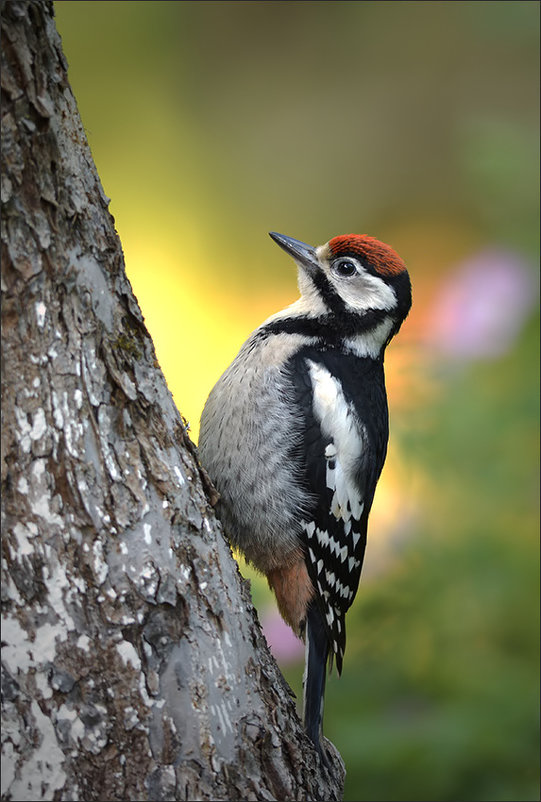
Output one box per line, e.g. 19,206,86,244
328,234,406,277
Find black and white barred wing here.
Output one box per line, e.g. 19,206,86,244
291,354,371,673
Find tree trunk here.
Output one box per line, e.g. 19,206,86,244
0,2,344,800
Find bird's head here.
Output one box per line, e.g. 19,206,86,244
269,231,412,338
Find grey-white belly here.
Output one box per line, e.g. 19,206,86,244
198,336,313,573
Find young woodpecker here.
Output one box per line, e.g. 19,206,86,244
198,231,411,758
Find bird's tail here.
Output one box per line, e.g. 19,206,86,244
303,601,329,756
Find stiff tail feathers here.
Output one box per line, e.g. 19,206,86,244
303,601,329,759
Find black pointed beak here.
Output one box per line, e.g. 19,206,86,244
269,232,318,272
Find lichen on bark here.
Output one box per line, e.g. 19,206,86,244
1,2,344,800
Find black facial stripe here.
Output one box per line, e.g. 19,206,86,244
258,308,390,342
309,270,349,317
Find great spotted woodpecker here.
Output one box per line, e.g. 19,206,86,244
198,231,411,759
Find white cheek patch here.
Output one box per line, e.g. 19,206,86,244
332,268,397,314
307,360,365,527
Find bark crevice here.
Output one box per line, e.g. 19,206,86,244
1,2,345,799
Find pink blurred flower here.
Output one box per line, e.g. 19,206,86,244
260,607,304,664
427,249,537,359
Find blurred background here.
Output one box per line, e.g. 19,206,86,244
55,2,539,799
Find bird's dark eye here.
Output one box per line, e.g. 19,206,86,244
333,259,357,278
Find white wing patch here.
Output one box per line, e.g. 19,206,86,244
307,360,365,528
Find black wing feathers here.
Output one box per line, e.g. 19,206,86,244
287,346,388,673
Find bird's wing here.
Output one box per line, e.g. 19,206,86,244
288,348,386,672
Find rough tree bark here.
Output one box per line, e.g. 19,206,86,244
0,2,345,800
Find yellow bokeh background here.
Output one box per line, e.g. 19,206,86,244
53,0,538,443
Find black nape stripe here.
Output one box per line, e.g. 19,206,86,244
258,308,390,342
